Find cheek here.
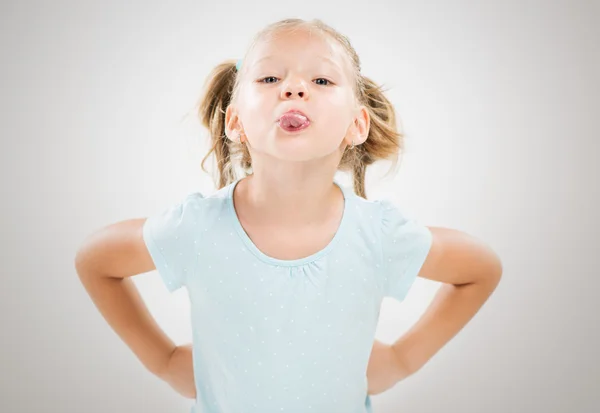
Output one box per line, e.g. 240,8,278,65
240,89,276,117
237,90,274,132
240,87,264,110
325,91,356,120
321,101,354,132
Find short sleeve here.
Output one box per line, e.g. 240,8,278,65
142,192,204,292
379,200,433,302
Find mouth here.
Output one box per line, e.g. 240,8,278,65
277,110,311,133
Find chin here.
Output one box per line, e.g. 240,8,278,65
268,149,319,163
249,129,343,161
273,143,343,163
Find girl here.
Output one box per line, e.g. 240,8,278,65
75,18,503,413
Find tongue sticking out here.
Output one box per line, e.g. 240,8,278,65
279,113,309,129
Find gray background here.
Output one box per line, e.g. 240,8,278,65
1,0,598,412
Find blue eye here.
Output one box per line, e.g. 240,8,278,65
259,76,278,84
257,77,333,86
314,78,331,86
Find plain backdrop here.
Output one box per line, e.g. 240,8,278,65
1,0,598,412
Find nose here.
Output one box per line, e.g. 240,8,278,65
280,79,309,100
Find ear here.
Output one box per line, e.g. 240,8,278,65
347,105,370,146
224,105,244,142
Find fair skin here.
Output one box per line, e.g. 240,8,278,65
75,26,502,403
224,28,369,233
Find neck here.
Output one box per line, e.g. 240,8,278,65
235,164,343,228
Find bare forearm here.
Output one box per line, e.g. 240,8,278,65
392,276,500,374
77,268,176,377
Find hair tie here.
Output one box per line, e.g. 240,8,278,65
235,59,242,71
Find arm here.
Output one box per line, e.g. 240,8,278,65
74,218,176,378
392,226,503,375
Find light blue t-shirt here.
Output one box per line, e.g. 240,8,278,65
143,177,432,413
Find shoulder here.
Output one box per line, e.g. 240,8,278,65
161,184,231,215
370,197,430,245
348,194,419,233
342,190,421,238
370,197,432,301
346,190,411,220
344,189,383,221
375,197,432,274
144,185,231,236
142,187,229,292
155,191,206,220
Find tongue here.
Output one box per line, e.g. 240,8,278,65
280,113,308,128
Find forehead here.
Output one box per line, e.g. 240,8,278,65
246,28,353,76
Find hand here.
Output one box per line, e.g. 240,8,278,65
160,344,196,399
366,340,411,395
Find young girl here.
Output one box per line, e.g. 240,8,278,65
76,18,503,413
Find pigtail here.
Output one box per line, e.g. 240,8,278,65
340,74,403,199
198,60,251,190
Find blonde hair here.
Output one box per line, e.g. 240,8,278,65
197,18,404,199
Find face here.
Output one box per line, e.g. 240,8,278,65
225,29,369,163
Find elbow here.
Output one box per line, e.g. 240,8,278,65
74,247,89,279
481,246,503,286
74,234,98,279
491,251,504,282
481,258,503,291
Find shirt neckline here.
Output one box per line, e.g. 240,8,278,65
226,177,353,267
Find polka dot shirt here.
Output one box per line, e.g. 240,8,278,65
143,178,432,413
